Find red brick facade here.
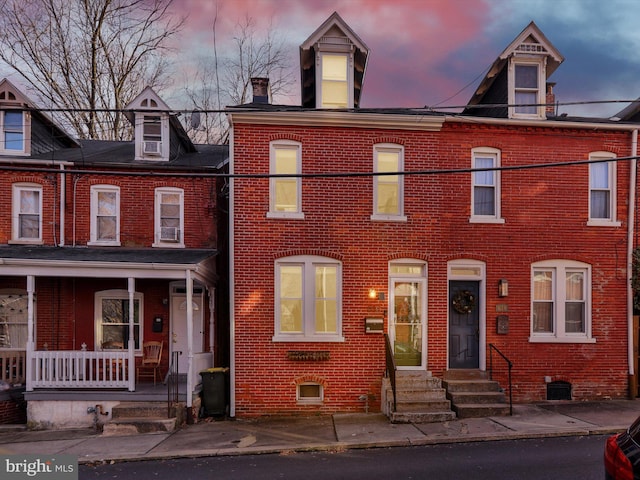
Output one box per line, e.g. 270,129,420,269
231,117,636,416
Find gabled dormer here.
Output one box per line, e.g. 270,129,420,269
464,22,564,120
0,78,31,156
126,87,172,161
299,12,369,109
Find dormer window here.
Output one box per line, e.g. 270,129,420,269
2,111,24,152
510,60,545,118
300,12,369,109
319,53,350,108
127,87,172,161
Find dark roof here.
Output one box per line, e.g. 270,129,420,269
30,140,228,170
0,245,217,264
227,103,446,117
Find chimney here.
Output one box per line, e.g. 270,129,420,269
546,82,556,116
251,77,270,104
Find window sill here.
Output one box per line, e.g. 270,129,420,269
370,214,408,222
267,212,305,220
152,242,185,249
469,216,505,224
529,336,596,344
272,334,345,343
8,239,42,245
87,241,121,247
587,219,622,227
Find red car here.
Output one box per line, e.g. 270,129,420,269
605,415,640,479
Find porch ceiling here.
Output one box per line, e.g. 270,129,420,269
0,245,218,284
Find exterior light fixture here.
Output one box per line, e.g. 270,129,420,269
498,279,509,297
368,289,377,299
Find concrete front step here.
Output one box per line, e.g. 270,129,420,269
390,410,456,424
442,379,502,393
110,401,169,419
443,369,488,380
447,391,507,405
395,388,449,402
395,400,453,413
102,417,177,436
453,403,512,419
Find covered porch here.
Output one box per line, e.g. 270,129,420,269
0,245,218,427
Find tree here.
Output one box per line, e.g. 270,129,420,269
0,0,184,140
182,11,296,144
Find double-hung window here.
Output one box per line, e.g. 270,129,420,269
268,141,303,219
142,115,162,156
12,183,42,243
589,152,618,225
154,187,184,247
2,111,24,153
95,290,142,351
0,290,29,350
89,185,120,246
274,256,343,342
372,144,405,221
470,148,503,223
510,61,544,119
531,260,593,343
319,53,350,108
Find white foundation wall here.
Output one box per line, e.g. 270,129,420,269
27,400,118,429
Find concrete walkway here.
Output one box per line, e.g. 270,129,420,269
1,400,639,464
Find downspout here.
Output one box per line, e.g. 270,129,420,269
628,129,638,396
59,164,65,246
228,118,236,418
186,270,194,418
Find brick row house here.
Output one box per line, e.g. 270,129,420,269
0,80,228,427
228,13,640,420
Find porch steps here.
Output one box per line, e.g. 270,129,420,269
383,371,456,424
442,370,511,419
102,401,178,436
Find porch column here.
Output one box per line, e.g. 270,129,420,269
26,275,35,392
186,270,194,411
128,277,135,391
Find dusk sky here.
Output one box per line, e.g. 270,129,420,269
163,0,640,118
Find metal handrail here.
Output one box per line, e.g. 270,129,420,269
384,334,397,412
488,343,513,415
167,351,179,418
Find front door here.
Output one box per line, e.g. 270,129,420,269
449,281,480,369
391,279,426,368
170,291,204,375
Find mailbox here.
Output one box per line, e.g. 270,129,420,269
152,316,164,333
365,317,383,334
496,315,509,335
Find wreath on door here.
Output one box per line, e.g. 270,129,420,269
452,290,476,314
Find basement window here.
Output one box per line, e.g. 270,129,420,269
547,380,571,400
297,383,323,403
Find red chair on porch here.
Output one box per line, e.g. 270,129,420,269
136,341,163,385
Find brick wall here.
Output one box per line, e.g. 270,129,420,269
232,119,634,416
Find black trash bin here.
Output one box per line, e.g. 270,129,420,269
200,367,229,417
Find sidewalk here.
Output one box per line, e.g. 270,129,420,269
1,400,639,464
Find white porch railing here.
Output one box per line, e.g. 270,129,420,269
29,350,133,390
0,350,26,385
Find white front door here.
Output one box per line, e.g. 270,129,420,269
170,291,203,375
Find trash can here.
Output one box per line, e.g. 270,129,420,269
200,367,229,417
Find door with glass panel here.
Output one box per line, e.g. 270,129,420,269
390,279,426,368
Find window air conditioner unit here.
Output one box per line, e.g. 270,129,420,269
143,141,161,155
160,226,180,242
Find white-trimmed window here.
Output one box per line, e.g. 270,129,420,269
154,187,184,247
274,255,343,342
0,290,29,350
589,152,619,225
470,148,503,223
372,144,406,221
509,60,544,119
318,53,351,108
95,290,142,351
297,383,323,404
531,260,593,343
1,110,24,153
11,183,42,243
268,141,303,219
89,185,120,246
